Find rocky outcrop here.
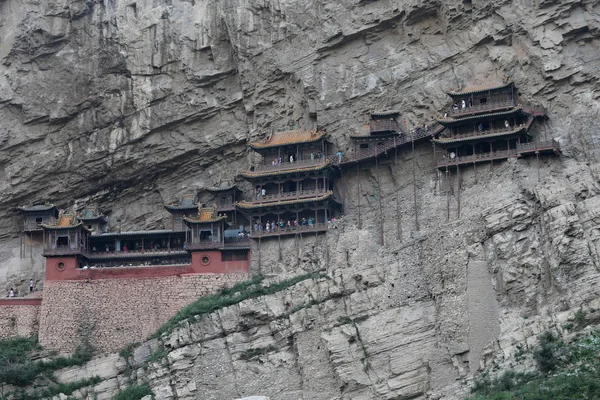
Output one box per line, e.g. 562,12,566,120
1,0,600,398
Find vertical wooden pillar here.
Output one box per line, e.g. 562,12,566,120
446,167,450,221
356,163,361,229
457,164,461,219
412,138,419,231
376,156,384,245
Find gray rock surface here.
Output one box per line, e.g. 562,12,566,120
1,0,600,399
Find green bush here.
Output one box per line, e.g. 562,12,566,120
239,345,276,360
0,337,93,387
114,384,153,400
533,331,560,373
575,309,587,326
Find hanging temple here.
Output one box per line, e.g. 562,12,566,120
19,82,560,277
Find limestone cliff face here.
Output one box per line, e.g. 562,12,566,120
1,0,600,398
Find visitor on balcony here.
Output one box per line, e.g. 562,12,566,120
317,151,322,159
478,123,483,133
8,288,14,298
337,151,343,163
461,99,466,109
271,221,276,231
310,152,315,160
301,217,307,226
29,279,34,293
261,188,266,198
123,245,128,252
308,217,314,227
505,120,510,129
290,155,294,162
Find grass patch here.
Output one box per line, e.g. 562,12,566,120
0,337,92,387
469,330,600,400
6,376,102,400
153,273,321,338
239,345,276,360
113,384,153,400
146,349,169,364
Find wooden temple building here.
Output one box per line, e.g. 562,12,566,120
236,130,341,238
28,81,562,276
433,82,560,168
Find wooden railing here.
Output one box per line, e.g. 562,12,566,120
251,158,328,173
449,100,515,116
88,248,187,258
444,125,524,140
186,241,222,250
43,246,86,256
224,237,251,247
251,222,328,238
369,120,400,133
436,140,560,168
253,188,326,204
338,122,444,165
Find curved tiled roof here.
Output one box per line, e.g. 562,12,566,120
447,82,513,96
18,204,57,212
436,107,525,126
235,191,338,210
240,161,332,179
371,110,400,118
206,184,238,193
183,214,227,224
98,230,187,238
249,130,327,150
432,126,527,145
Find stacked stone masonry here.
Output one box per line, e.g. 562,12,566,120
0,300,41,340
39,274,248,354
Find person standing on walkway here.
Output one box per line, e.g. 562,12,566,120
29,279,34,293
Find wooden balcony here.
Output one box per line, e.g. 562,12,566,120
338,123,445,166
251,158,328,174
23,222,44,232
436,140,560,169
369,120,400,133
186,241,222,251
223,237,251,248
253,188,327,204
251,222,328,238
43,246,87,257
449,100,515,116
87,248,187,259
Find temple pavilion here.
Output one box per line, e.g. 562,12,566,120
433,82,560,168
41,213,91,260
236,130,341,238
19,204,59,233
183,204,227,250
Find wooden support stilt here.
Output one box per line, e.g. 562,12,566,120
396,186,402,241
457,164,461,219
341,168,346,210
376,157,384,245
278,234,282,262
412,138,419,231
258,237,262,272
357,163,361,229
446,167,450,221
536,151,540,182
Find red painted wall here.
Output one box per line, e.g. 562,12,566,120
191,251,249,273
0,298,42,306
44,251,249,281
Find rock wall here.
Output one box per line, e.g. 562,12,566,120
38,273,248,354
1,0,600,398
0,299,40,340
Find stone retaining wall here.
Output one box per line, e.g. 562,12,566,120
0,299,41,339
38,273,248,354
